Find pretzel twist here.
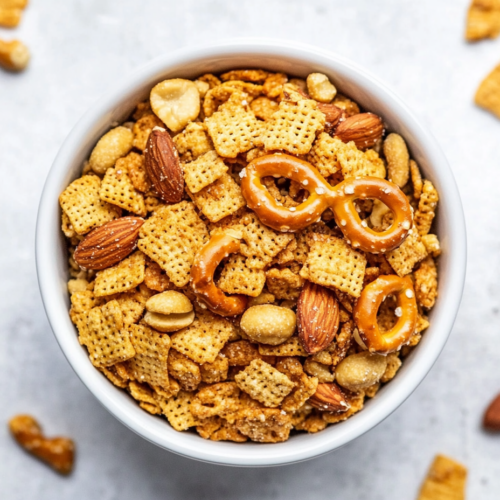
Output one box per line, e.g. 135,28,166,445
240,154,413,253
353,275,417,354
191,232,249,317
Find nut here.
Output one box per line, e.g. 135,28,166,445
73,216,144,270
144,128,184,203
150,78,200,133
0,39,29,71
240,304,296,345
88,126,134,175
334,112,384,150
297,281,339,354
316,102,346,132
309,383,350,412
9,415,75,475
383,133,410,187
306,73,337,103
483,393,500,431
304,358,335,383
335,352,388,392
144,290,194,332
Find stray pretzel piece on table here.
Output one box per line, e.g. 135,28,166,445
240,154,413,253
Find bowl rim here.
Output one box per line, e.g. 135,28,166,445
35,38,467,467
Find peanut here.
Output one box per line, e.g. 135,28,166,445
88,126,133,175
306,73,337,103
383,133,410,188
304,358,335,383
150,78,200,133
0,39,29,71
144,290,194,332
335,352,388,391
9,415,75,475
240,304,296,345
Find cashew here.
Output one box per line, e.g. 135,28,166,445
335,352,388,391
89,126,134,175
144,290,194,332
306,73,337,103
240,304,296,345
0,39,29,71
150,78,200,133
383,133,410,188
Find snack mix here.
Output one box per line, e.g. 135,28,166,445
60,68,440,443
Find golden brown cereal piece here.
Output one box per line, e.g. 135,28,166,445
330,320,354,366
123,152,151,194
239,212,294,269
250,96,280,121
266,267,305,300
294,410,328,433
160,391,200,431
417,454,467,500
364,383,380,398
304,358,335,383
466,0,500,41
217,253,266,297
200,354,229,384
100,364,129,388
9,415,75,475
386,229,427,277
83,300,135,367
173,122,214,163
188,173,246,222
221,340,263,366
335,138,386,179
144,260,171,292
380,353,402,383
0,39,29,71
150,79,200,133
306,73,337,103
170,310,235,364
144,195,164,213
138,202,209,287
205,103,262,158
183,150,228,194
421,234,441,257
335,352,388,392
0,7,22,27
263,72,288,98
261,98,325,155
99,163,147,217
167,348,201,391
333,94,360,117
475,63,500,118
210,420,248,442
61,211,76,239
307,133,342,177
94,251,145,297
203,86,251,118
126,324,170,389
258,337,308,357
322,390,365,423
234,359,294,407
410,159,423,200
132,113,164,151
415,180,439,236
197,73,221,89
191,382,241,420
221,69,269,83
59,176,121,235
300,234,367,298
128,381,161,414
195,416,222,439
132,101,152,120
248,291,275,307
89,126,134,175
414,257,438,309
111,290,146,324
235,407,292,442
383,133,410,188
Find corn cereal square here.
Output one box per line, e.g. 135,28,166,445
132,114,164,151
217,254,266,297
300,234,366,297
159,391,200,431
258,337,308,357
183,150,228,194
235,407,293,442
173,122,214,162
417,455,467,500
415,180,439,236
386,229,427,277
466,0,500,41
59,175,121,235
475,63,500,118
266,268,305,300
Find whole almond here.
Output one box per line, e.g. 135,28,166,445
316,102,346,133
297,281,339,354
334,112,384,150
483,393,500,431
73,216,144,270
144,128,184,203
309,383,350,413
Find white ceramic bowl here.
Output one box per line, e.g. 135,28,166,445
36,39,466,467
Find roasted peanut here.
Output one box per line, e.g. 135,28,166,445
150,78,200,132
0,39,29,71
89,126,133,175
240,304,296,345
9,415,75,475
335,352,388,391
144,290,194,332
306,73,337,103
384,133,410,188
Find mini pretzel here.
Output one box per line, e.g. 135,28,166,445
353,275,417,353
240,154,413,253
191,232,249,317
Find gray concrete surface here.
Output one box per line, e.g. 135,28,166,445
1,0,498,498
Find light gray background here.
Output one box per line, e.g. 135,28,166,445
0,0,498,498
